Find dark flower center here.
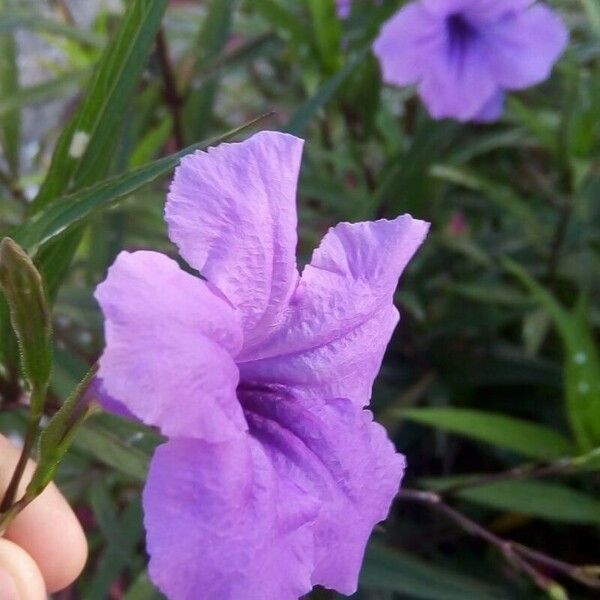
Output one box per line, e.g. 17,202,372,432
446,12,477,62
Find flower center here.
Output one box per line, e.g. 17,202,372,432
446,12,477,62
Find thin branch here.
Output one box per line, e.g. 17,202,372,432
397,489,600,596
438,451,599,495
156,29,185,150
0,168,27,206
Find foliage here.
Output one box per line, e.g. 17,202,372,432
0,0,598,598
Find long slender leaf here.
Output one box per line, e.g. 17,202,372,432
13,118,268,255
286,47,369,135
0,10,104,47
399,407,575,460
0,0,20,177
31,0,169,212
360,544,509,600
0,70,89,118
506,260,600,451
424,478,600,526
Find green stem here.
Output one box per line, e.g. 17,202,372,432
0,388,44,514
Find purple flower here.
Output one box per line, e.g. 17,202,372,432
336,0,353,19
373,0,569,122
95,131,429,599
336,0,381,19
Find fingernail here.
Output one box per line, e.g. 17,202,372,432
0,566,19,600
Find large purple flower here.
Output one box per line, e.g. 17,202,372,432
95,131,429,599
373,0,569,122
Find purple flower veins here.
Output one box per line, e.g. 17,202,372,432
373,0,569,122
95,131,429,599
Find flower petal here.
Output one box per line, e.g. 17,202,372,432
373,3,445,87
473,90,505,123
423,0,533,20
239,215,429,406
95,250,246,441
241,387,405,594
418,33,500,121
144,388,404,599
481,5,569,90
165,131,302,351
144,437,318,600
336,0,352,19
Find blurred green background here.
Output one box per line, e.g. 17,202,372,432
0,0,599,598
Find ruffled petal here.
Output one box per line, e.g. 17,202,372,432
144,437,318,600
373,3,445,87
239,215,429,406
165,131,302,351
95,250,246,441
144,388,404,599
423,0,533,20
242,387,405,594
481,5,568,90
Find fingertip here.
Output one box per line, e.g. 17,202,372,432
0,435,88,593
0,538,46,600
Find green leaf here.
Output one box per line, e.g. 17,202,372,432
579,0,600,37
0,69,89,118
253,0,310,49
14,118,269,255
306,0,342,74
424,479,600,526
399,408,575,460
360,543,509,600
505,260,600,451
0,0,21,177
0,10,104,47
72,418,151,482
183,0,236,142
285,47,369,135
129,116,173,168
27,367,98,495
0,239,52,401
31,0,169,212
87,485,144,600
124,572,165,600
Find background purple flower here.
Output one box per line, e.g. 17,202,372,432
95,132,429,599
336,0,381,19
373,0,569,122
336,0,353,19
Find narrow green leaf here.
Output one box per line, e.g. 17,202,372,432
0,10,104,47
399,407,575,460
184,0,235,142
31,0,169,212
87,485,144,600
0,0,21,177
306,0,342,74
72,419,151,481
253,0,310,48
129,117,173,168
285,47,369,135
14,118,269,255
124,572,165,600
505,260,600,451
360,543,508,600
0,239,52,398
0,69,89,118
579,0,600,37
39,367,97,465
424,479,600,526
